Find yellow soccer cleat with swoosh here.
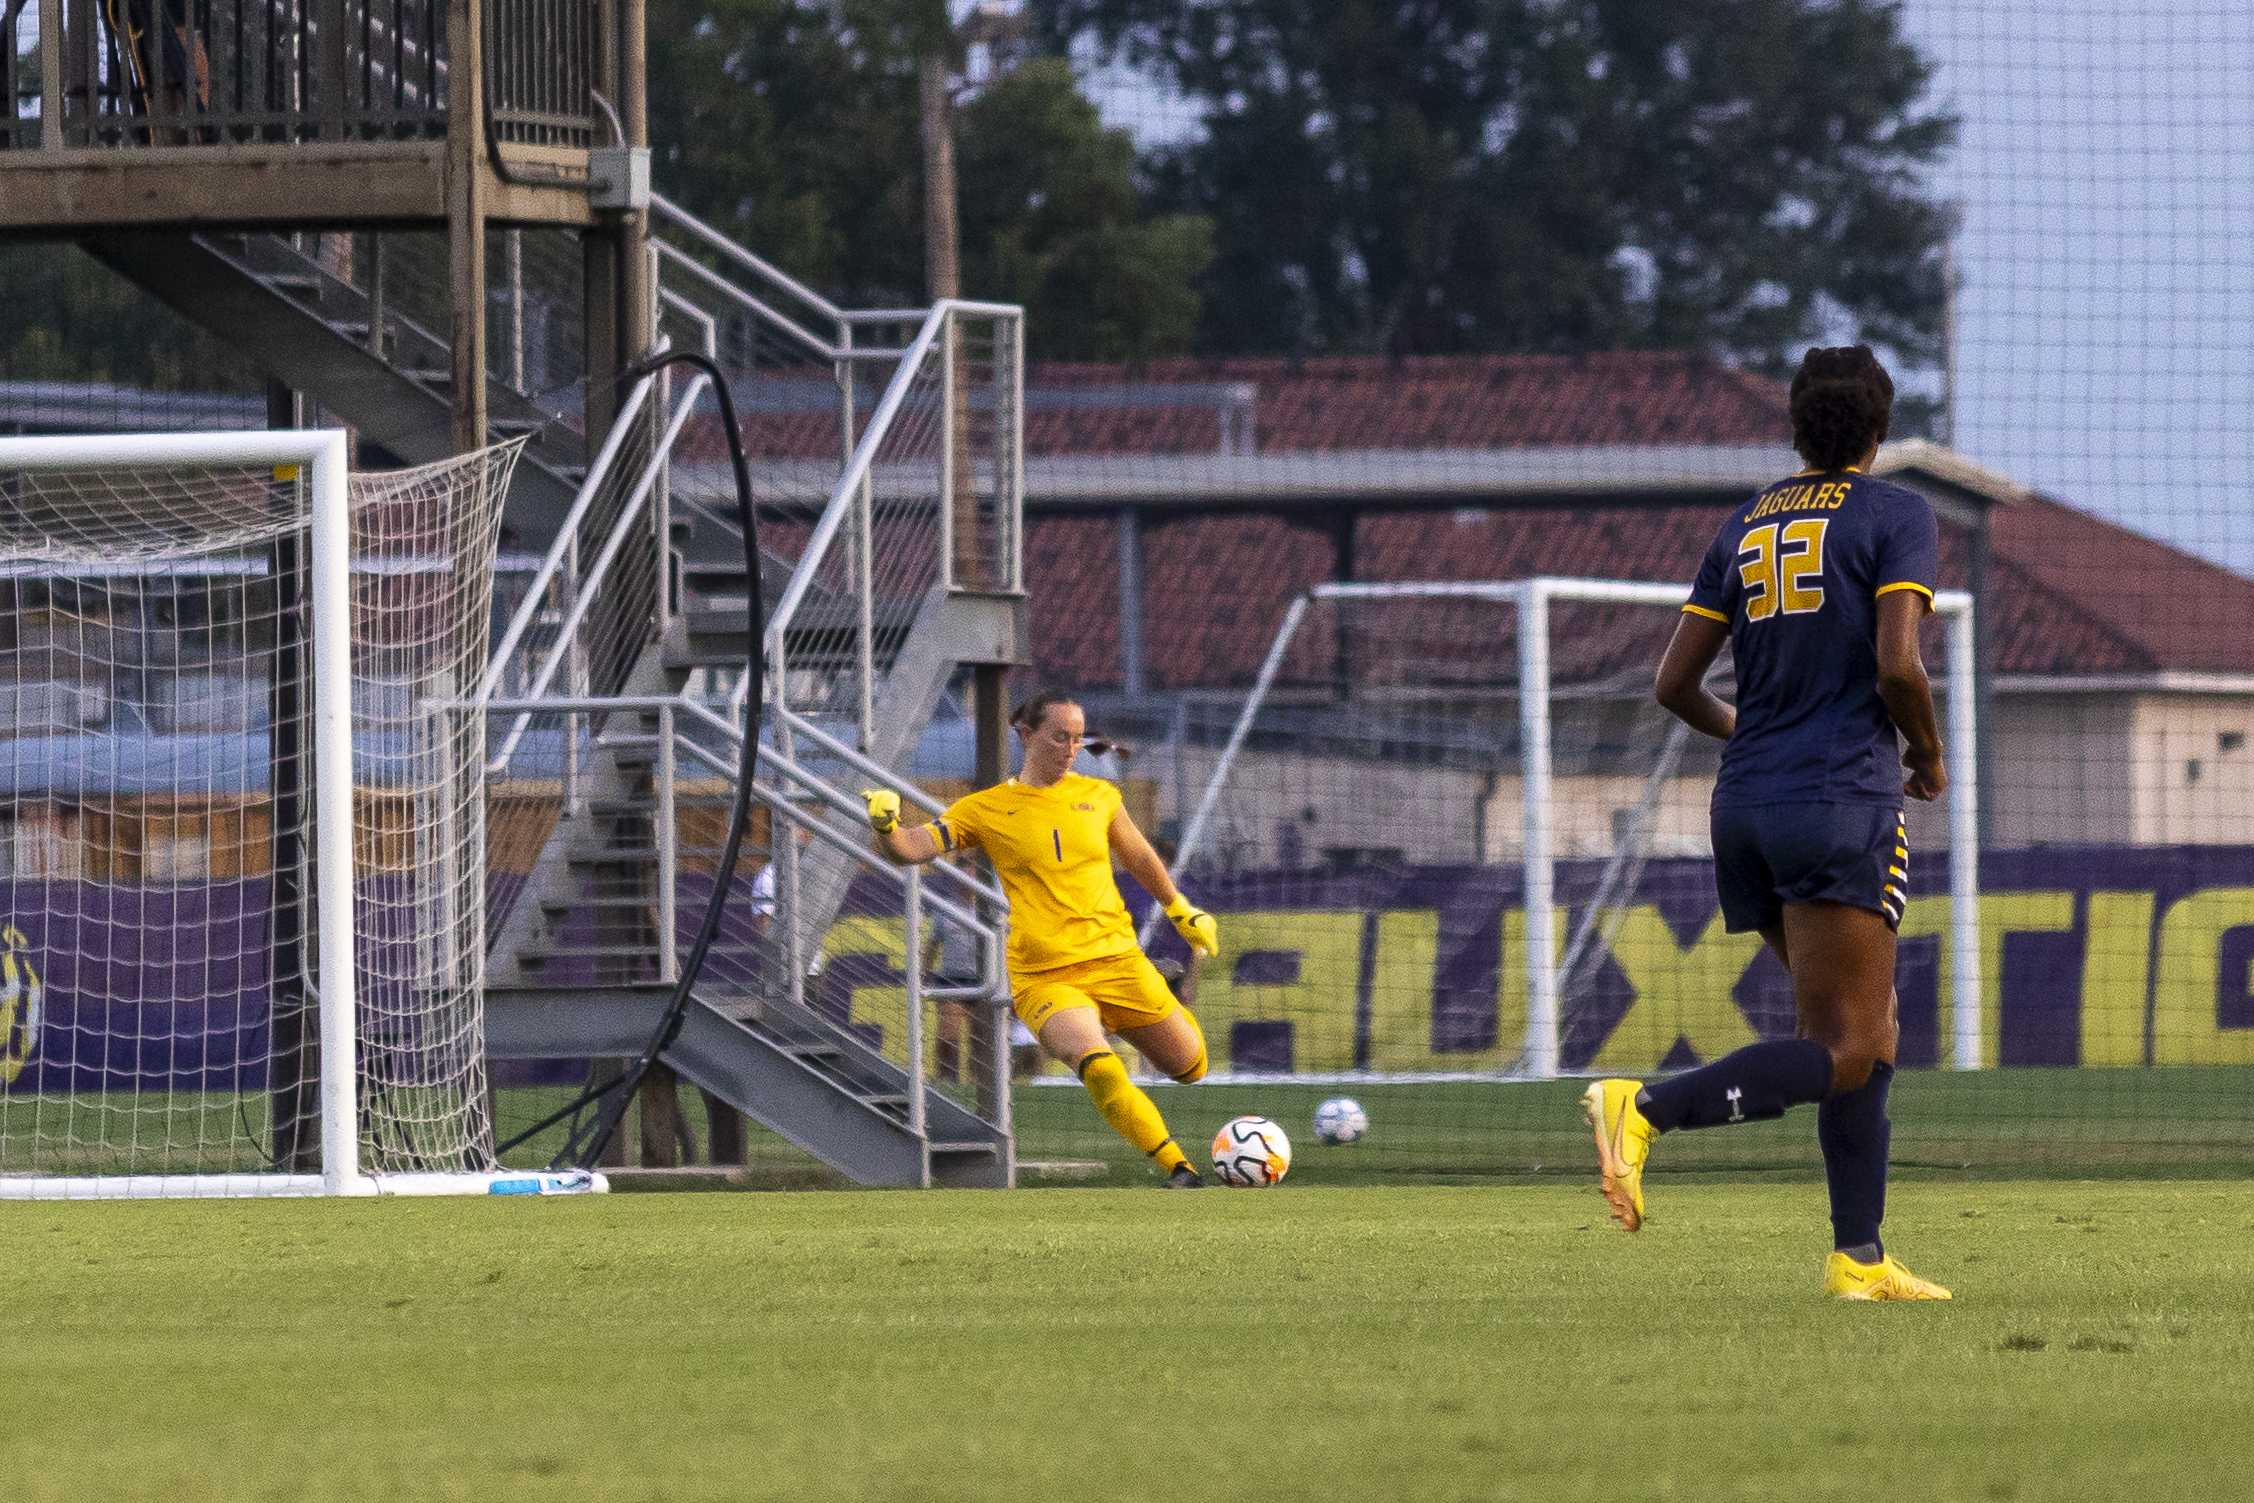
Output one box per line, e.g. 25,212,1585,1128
1823,1251,1953,1301
1580,1078,1656,1231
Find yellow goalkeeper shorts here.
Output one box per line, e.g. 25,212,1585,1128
1011,951,1181,1036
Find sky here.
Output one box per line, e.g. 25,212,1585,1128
1900,0,2254,572
1070,1,2254,575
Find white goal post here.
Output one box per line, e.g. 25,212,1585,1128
0,430,601,1199
1173,577,1980,1080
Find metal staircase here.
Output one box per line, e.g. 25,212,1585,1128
80,228,589,533
470,204,1028,1187
77,182,1028,1184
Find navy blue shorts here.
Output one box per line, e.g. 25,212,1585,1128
1710,802,1907,935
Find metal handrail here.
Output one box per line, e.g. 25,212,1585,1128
483,690,1008,1004
653,241,842,365
671,696,1007,914
652,192,850,330
483,371,708,773
729,300,949,719
479,371,659,703
769,703,951,819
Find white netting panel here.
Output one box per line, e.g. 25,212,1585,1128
1171,586,1726,1087
0,439,519,1188
345,446,520,1174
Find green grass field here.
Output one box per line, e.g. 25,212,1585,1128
13,1180,2251,1502
485,1065,2254,1187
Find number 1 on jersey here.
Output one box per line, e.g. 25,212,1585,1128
1052,829,1063,863
1738,518,1828,620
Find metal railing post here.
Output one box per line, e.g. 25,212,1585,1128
938,308,957,592
561,538,582,815
780,788,805,1009
657,702,679,983
903,865,928,1160
1008,312,1026,590
854,443,876,748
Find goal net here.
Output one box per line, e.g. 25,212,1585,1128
1143,578,1975,1175
0,431,596,1198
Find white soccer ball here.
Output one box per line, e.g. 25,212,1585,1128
1210,1115,1292,1188
1313,1097,1369,1146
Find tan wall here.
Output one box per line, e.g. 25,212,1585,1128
1984,693,2137,847
2128,694,2254,844
1478,775,1714,861
1166,744,1492,867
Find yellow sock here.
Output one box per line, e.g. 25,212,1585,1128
1076,1050,1187,1173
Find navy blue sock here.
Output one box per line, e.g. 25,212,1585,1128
1819,1059,1893,1258
1635,1039,1833,1133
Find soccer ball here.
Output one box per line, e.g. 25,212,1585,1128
1210,1116,1292,1188
1313,1097,1369,1146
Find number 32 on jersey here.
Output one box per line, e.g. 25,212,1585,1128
1737,519,1827,621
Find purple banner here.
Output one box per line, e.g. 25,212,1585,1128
6,846,2254,1092
808,845,2254,1075
0,876,442,1094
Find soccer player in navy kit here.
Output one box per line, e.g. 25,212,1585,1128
1582,345,1953,1300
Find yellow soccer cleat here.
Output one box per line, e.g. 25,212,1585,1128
1823,1251,1954,1301
1580,1079,1656,1231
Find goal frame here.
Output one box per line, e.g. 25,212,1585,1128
1173,577,1981,1080
0,430,597,1199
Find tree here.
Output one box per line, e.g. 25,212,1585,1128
956,59,1211,360
1030,0,1958,374
645,0,1211,359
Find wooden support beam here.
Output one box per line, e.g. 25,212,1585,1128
447,0,488,453
0,144,454,233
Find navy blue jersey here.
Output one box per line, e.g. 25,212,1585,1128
1684,468,1938,807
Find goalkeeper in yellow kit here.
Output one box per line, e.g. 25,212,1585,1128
864,691,1218,1186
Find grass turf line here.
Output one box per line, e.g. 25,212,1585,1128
9,1180,2248,1502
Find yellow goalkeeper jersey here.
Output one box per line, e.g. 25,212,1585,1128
923,773,1136,975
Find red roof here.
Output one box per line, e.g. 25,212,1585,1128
1007,350,2254,689
1028,352,1787,454
678,348,1789,462
694,346,2246,688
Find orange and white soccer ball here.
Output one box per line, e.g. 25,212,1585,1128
1210,1115,1292,1187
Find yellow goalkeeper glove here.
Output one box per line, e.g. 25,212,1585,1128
862,788,901,835
1163,894,1219,958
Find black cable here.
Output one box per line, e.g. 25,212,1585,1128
549,349,761,1170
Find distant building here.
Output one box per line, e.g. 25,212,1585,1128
999,353,2254,857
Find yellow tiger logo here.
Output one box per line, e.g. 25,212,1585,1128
0,924,42,1087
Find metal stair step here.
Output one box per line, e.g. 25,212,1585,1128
517,945,663,964
566,846,662,864
928,1140,1001,1157
539,894,656,913
260,272,325,295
